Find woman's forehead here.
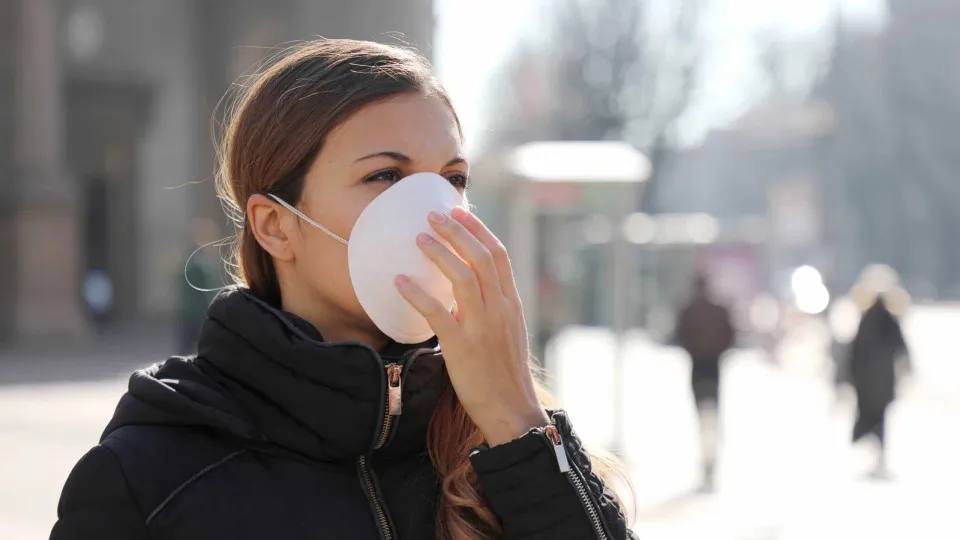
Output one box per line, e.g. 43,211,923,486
323,94,463,163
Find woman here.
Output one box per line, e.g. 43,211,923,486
51,40,634,540
850,292,909,478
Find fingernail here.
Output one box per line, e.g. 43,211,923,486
428,211,447,224
451,207,469,221
395,275,411,286
417,233,434,245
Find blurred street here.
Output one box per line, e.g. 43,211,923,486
552,304,960,540
3,309,958,539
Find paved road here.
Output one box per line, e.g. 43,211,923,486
1,308,958,539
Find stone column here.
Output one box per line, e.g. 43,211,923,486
0,0,16,340
10,0,87,340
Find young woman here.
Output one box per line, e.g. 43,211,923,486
52,40,636,540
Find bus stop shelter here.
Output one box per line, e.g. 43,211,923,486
506,141,650,454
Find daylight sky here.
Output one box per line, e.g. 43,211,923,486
435,0,889,154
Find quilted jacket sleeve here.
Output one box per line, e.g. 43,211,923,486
470,410,637,540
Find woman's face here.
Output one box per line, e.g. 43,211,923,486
280,92,468,340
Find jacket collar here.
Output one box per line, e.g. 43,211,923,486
194,287,448,461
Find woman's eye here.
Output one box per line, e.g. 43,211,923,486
365,169,469,190
365,170,402,183
446,173,471,190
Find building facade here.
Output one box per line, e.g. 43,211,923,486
0,0,434,342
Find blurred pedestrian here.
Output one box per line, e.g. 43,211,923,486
81,269,114,332
177,218,222,354
849,291,909,478
674,272,735,491
51,40,636,540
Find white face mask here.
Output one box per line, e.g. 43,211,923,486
270,172,466,343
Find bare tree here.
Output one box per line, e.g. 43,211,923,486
545,0,705,210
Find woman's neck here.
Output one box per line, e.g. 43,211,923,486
280,290,389,350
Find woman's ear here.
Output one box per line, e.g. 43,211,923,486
247,194,296,263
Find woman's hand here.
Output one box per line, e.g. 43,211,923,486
395,207,549,446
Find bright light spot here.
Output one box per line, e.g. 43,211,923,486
653,214,689,244
791,265,821,291
791,265,830,315
623,213,656,244
687,213,721,244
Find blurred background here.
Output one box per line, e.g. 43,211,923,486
2,0,959,538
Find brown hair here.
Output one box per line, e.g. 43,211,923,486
215,39,629,539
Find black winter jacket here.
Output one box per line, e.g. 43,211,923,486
51,289,635,539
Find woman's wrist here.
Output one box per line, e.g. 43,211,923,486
481,404,550,447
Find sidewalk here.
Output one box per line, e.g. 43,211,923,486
550,319,960,540
0,323,177,387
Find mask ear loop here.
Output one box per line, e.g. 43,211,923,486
267,193,348,246
183,237,232,293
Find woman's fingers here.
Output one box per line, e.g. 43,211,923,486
428,211,502,304
415,232,484,317
449,208,519,300
395,275,458,338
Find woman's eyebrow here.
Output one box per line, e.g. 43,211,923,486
354,151,411,163
354,152,468,168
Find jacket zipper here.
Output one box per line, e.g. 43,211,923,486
544,424,609,540
375,363,403,449
358,455,392,540
358,362,405,540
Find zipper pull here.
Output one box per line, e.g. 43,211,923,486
543,424,571,473
386,364,403,416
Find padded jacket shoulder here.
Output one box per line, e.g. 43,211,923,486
52,425,251,539
100,425,249,525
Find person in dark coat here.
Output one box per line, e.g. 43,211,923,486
673,273,735,490
51,40,635,540
849,294,909,477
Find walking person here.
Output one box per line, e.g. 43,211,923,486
51,40,636,540
849,291,909,479
674,273,735,491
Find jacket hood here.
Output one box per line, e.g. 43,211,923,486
103,287,448,461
